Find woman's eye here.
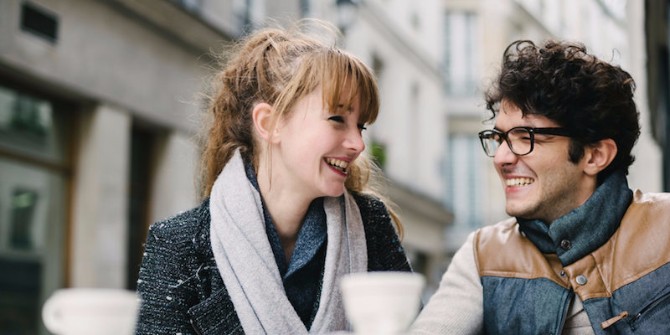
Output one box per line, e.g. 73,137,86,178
358,124,367,131
328,115,345,123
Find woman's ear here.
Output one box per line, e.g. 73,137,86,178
252,103,279,143
583,138,617,176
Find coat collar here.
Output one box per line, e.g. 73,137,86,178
518,171,633,266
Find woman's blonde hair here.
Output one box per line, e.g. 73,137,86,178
199,20,402,235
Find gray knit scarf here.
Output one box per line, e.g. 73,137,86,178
209,150,368,334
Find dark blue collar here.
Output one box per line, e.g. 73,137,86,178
518,171,633,266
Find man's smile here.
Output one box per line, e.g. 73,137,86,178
505,177,535,187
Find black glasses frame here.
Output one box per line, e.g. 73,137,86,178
477,126,572,157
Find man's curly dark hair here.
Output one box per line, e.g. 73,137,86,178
484,40,640,183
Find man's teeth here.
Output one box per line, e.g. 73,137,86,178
326,158,349,172
506,178,534,186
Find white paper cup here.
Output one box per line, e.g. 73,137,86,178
340,272,425,334
42,288,139,335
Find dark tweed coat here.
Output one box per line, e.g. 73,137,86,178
135,193,412,334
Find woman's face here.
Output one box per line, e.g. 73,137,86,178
270,87,367,200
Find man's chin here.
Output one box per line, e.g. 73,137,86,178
505,203,530,218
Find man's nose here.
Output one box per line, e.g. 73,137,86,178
493,140,518,166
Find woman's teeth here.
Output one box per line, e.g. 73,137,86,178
326,158,349,172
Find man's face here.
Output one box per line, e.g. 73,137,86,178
492,102,596,223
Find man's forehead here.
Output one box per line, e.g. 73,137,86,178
495,108,559,129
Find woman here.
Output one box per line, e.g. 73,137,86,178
135,21,411,334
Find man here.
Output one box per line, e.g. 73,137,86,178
411,40,670,334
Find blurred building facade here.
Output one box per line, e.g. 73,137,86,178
3,0,666,333
0,0,454,333
646,0,670,192
0,1,229,333
441,0,664,258
320,0,455,296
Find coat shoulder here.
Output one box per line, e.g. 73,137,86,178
147,199,211,246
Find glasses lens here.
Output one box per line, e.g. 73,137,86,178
507,128,533,155
479,131,501,157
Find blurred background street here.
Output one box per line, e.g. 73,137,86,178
0,0,667,333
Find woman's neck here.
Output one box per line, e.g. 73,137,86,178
257,168,312,261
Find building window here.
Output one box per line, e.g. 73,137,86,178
233,0,254,33
0,82,72,334
445,134,482,230
20,2,59,43
300,0,310,17
444,11,479,96
172,0,202,12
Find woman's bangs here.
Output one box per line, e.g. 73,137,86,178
320,51,379,123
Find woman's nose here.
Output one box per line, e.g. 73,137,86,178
346,129,366,153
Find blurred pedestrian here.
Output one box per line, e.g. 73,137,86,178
135,20,411,335
411,39,670,334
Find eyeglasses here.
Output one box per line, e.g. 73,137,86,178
478,127,572,157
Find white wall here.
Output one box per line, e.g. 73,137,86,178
345,0,446,198
625,0,663,193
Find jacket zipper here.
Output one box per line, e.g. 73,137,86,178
628,290,670,327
